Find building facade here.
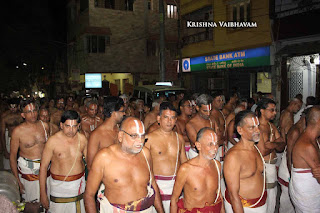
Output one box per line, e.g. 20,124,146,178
272,0,320,110
180,0,273,98
67,0,180,95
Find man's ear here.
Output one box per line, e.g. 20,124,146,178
118,131,124,143
236,126,242,136
195,141,201,151
157,115,160,123
196,106,200,112
21,113,25,119
60,122,63,130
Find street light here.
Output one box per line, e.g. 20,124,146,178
23,63,27,66
16,66,19,69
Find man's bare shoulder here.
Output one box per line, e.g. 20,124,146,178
186,117,198,127
294,134,313,153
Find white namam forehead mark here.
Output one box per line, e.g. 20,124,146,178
210,132,218,145
188,100,192,106
26,103,35,111
134,119,145,135
252,116,259,127
207,104,212,111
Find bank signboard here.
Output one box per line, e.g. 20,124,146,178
186,46,270,71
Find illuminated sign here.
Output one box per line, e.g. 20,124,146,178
185,46,270,71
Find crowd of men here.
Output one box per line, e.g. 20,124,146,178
0,91,319,213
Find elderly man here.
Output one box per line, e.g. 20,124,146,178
224,110,267,213
39,108,59,136
145,102,187,212
84,117,164,213
10,100,49,202
290,106,320,212
186,94,215,159
143,99,161,130
171,127,224,213
80,99,103,139
40,110,87,212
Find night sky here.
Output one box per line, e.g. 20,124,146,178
0,0,66,94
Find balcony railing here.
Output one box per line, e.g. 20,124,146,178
182,29,213,46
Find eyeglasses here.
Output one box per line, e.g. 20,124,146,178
121,130,146,140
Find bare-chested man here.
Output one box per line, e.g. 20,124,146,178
171,127,224,213
87,97,125,170
97,104,105,120
186,94,215,159
80,100,103,139
224,110,267,213
173,92,184,110
143,99,161,130
1,99,23,170
10,100,49,202
40,110,87,212
279,98,303,140
135,99,145,121
50,97,65,126
226,104,247,150
39,108,59,136
278,108,308,213
222,92,238,117
256,98,285,213
289,106,320,212
176,99,193,158
145,102,187,212
65,96,75,111
211,92,227,162
84,117,164,213
126,97,136,117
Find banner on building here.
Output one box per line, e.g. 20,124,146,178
184,46,270,72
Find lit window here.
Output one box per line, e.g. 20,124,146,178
229,0,251,24
167,4,177,19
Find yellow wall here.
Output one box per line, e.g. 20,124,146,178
180,0,272,58
81,73,134,93
257,72,271,93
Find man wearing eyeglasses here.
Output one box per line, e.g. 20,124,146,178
84,117,164,213
10,99,49,204
87,96,125,170
256,98,285,213
145,102,187,213
1,98,23,170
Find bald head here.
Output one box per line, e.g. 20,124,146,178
120,116,145,135
289,98,303,113
306,106,320,126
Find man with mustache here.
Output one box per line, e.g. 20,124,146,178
224,110,267,213
186,94,215,159
256,99,285,213
40,110,87,212
10,99,49,203
170,127,224,213
145,102,187,212
84,117,164,213
80,99,103,139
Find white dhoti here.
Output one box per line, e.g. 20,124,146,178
154,175,176,213
289,167,320,213
17,157,42,202
3,129,10,170
278,150,295,213
265,160,277,213
215,146,225,162
185,145,191,160
48,172,86,213
276,152,283,168
98,184,156,213
188,147,198,159
224,190,267,213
